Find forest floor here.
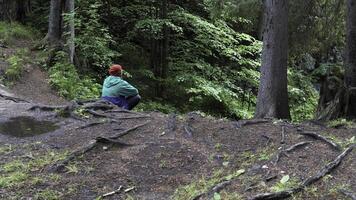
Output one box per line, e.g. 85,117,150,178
0,41,355,200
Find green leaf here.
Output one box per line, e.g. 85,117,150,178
280,175,290,184
213,192,221,200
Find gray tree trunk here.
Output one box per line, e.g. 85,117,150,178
48,0,62,46
65,0,75,64
255,0,291,119
345,0,356,118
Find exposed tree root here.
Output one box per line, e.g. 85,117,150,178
108,121,150,139
280,126,286,144
273,142,310,164
77,119,118,129
235,119,270,128
86,109,113,118
82,101,116,110
339,189,356,200
105,108,145,115
302,145,354,186
49,122,149,172
166,114,177,134
29,104,70,112
114,115,151,120
251,145,354,200
0,93,30,103
298,131,341,151
48,140,97,172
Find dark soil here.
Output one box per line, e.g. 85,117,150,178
0,42,355,200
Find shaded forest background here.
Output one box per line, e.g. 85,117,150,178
0,0,349,121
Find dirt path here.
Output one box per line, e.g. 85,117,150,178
0,40,66,105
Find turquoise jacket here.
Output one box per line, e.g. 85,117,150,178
101,76,139,97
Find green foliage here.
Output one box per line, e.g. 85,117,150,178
34,189,61,200
328,118,355,128
288,69,319,121
5,48,30,82
167,9,261,119
271,175,300,192
0,22,38,45
173,169,245,200
75,0,119,73
135,101,177,114
48,52,101,100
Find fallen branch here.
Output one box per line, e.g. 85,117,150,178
298,131,341,151
102,186,123,198
251,145,354,200
339,189,356,200
0,93,29,103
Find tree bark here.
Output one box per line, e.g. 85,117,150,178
255,0,291,119
65,0,75,64
345,0,356,118
15,0,26,23
48,0,62,46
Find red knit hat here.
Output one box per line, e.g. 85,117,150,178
109,64,123,76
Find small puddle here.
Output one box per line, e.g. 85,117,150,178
0,116,59,138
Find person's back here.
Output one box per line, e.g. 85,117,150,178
101,65,141,110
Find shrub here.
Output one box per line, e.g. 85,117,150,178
0,22,38,45
48,52,101,100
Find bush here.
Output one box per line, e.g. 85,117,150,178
48,52,101,100
0,22,38,45
135,101,177,114
4,48,30,82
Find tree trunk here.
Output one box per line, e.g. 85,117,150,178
48,0,62,46
345,0,356,118
255,0,291,119
15,0,26,23
65,0,75,64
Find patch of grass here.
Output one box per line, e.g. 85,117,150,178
173,169,245,200
65,163,79,174
0,144,13,154
219,191,243,200
0,171,29,188
4,48,30,83
0,151,67,189
328,118,355,128
270,175,300,192
0,22,38,45
2,160,26,172
34,189,62,200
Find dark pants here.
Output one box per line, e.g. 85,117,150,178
102,95,141,110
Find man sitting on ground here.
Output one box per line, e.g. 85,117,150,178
101,64,141,110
